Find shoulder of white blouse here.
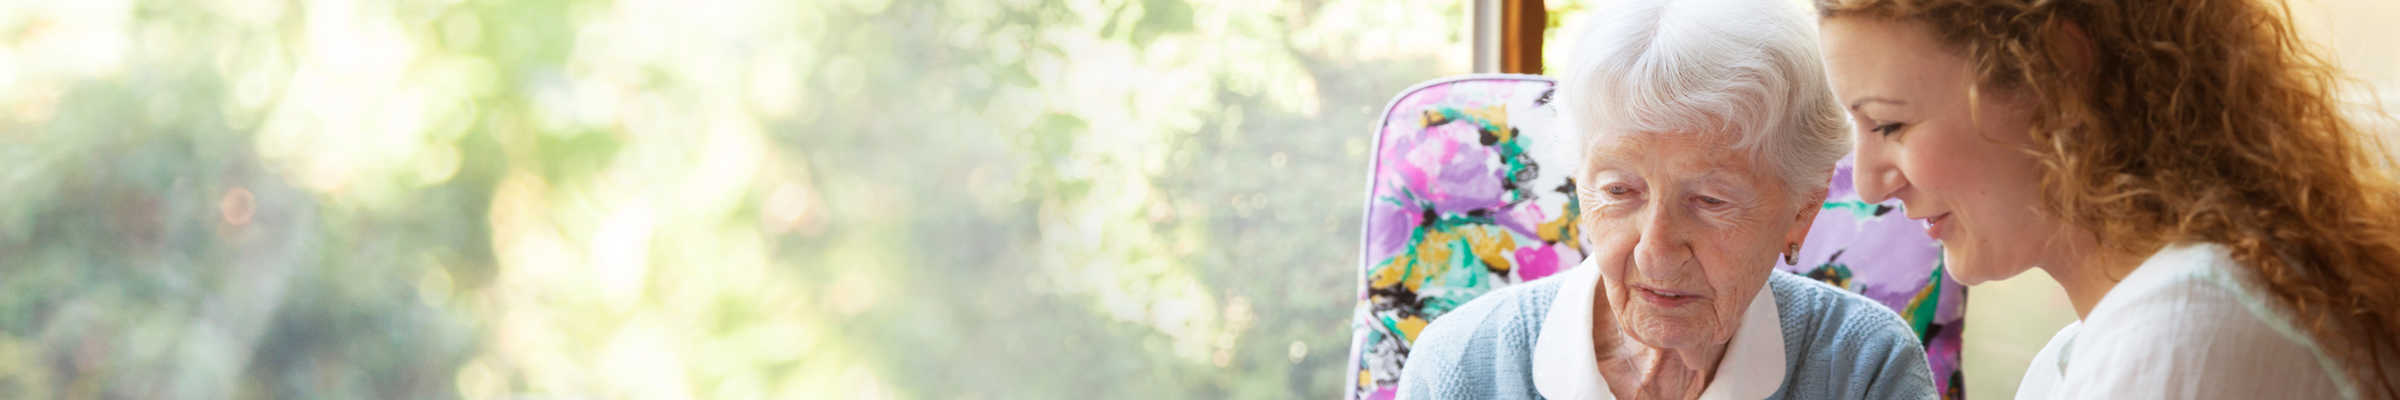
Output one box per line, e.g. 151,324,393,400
2083,243,2314,344
2059,243,2353,399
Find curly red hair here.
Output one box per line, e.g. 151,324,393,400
1818,0,2400,395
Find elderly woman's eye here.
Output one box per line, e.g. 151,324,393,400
1696,196,1729,206
1605,185,1636,197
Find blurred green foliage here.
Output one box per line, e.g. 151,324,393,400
0,0,1470,397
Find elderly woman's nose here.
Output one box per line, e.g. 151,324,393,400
1852,149,1906,203
1632,208,1695,272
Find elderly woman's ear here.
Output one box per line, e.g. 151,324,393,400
1782,185,1829,265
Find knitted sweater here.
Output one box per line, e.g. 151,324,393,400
1397,270,1938,399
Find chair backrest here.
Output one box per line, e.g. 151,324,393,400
1348,75,1968,400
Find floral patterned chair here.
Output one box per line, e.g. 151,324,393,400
1347,75,1968,399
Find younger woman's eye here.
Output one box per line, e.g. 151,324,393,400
1870,122,1907,137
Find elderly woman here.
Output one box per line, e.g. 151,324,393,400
1394,0,1936,398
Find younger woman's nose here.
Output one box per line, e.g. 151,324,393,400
1850,150,1907,204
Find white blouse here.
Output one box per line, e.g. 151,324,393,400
2014,243,2355,399
1530,260,1786,400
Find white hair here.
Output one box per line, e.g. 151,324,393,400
1558,0,1850,201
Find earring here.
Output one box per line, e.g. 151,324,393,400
1783,243,1799,266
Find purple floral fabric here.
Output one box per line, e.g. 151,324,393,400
1784,155,1969,398
1350,75,1577,400
1349,75,1968,399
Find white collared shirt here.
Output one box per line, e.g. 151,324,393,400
1531,259,1788,400
2012,243,2354,399
2013,321,2076,400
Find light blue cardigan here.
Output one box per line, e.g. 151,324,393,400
1397,270,1937,399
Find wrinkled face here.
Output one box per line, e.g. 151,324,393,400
1818,16,2057,285
1578,131,1815,352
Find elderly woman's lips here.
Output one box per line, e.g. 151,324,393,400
1634,286,1701,307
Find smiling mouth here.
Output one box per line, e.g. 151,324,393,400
1922,212,1952,240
